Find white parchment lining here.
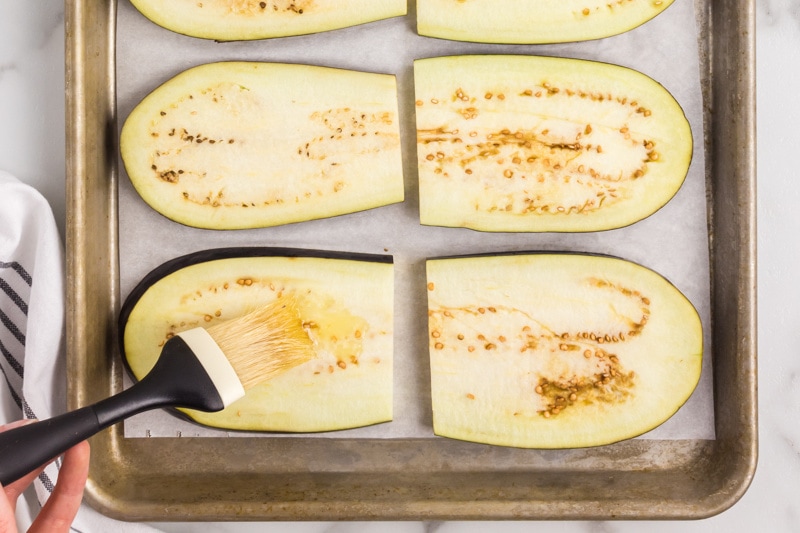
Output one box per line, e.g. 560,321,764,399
115,0,714,440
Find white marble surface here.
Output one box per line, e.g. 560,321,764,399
0,0,797,531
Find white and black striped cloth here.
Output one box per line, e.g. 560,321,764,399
1,259,32,414
0,170,159,532
1,259,61,495
0,170,67,509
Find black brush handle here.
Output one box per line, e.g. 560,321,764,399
0,405,100,487
0,336,225,486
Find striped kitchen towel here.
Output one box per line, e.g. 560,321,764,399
0,170,159,532
0,169,66,507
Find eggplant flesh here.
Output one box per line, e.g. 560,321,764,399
120,249,394,433
414,55,692,233
417,0,674,44
120,62,404,230
129,0,407,41
426,253,702,448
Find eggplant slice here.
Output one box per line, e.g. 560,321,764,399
129,0,407,41
120,62,404,230
120,248,394,433
414,55,692,232
417,0,674,44
426,252,702,448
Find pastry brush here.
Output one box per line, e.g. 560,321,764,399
0,297,315,486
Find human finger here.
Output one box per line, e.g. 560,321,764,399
0,500,18,532
28,440,90,533
0,474,19,533
0,420,45,508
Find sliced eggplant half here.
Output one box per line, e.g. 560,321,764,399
426,253,702,448
129,0,407,41
417,0,673,44
120,248,394,432
120,62,404,230
414,55,692,232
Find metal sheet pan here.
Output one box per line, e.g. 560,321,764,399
65,0,757,520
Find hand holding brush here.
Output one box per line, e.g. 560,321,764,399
0,297,315,486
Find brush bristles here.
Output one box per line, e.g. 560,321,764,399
205,297,316,390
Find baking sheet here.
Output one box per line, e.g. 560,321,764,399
115,0,713,440
66,0,757,519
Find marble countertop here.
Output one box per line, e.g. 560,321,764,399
0,0,795,531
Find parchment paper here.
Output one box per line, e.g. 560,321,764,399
115,0,714,440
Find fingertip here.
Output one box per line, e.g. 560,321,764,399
70,439,91,460
63,440,91,482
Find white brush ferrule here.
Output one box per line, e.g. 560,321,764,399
177,328,246,407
